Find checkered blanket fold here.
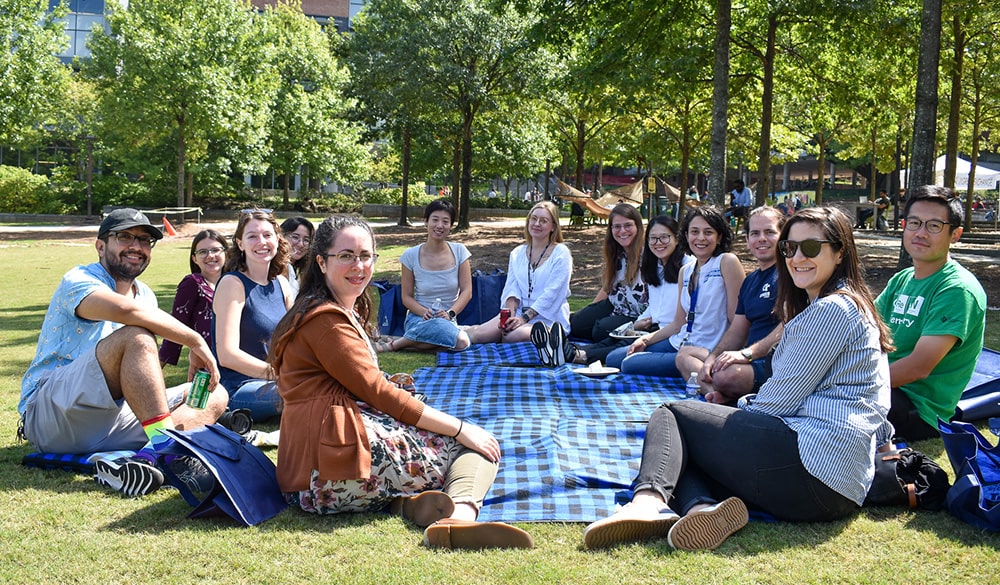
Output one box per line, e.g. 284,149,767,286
418,342,685,523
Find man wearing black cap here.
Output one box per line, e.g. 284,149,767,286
19,208,228,497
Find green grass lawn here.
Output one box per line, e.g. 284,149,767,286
1,234,999,584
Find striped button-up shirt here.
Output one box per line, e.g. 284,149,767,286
739,293,893,505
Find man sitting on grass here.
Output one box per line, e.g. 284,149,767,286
875,186,987,442
19,208,228,496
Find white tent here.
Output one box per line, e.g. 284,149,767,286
901,155,1000,191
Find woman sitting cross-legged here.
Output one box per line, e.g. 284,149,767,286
607,206,744,376
467,201,572,346
269,215,532,550
583,206,894,551
376,199,472,353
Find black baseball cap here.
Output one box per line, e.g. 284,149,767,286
98,208,164,240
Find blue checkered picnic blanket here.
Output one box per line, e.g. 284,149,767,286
417,342,685,523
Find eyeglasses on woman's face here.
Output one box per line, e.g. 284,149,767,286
286,233,311,246
648,234,673,244
777,239,831,258
322,251,379,265
194,246,225,258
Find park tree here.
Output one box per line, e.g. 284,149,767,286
0,0,71,146
346,0,544,229
87,0,271,207
959,23,1000,229
260,1,367,207
475,101,554,203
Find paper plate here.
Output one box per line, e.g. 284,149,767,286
575,366,620,378
609,332,642,340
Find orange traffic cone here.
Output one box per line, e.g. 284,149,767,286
162,216,178,237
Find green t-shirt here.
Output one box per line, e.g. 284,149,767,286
875,260,986,426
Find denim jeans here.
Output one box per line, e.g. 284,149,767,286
633,401,856,521
615,340,681,376
230,379,283,422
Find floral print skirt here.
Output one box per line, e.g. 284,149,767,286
284,403,462,514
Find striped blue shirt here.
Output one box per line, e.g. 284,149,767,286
739,293,893,505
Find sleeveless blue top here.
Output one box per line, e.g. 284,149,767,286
213,271,287,390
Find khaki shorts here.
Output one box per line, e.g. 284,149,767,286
23,346,187,453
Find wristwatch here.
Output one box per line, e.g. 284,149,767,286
447,310,456,320
740,347,754,362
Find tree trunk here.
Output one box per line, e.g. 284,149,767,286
965,95,982,231
815,136,826,206
399,127,411,226
176,122,186,208
574,119,586,190
943,11,965,189
756,14,777,206
910,0,942,188
709,0,731,206
451,138,461,212
185,171,193,208
458,109,474,230
283,172,291,207
901,0,941,269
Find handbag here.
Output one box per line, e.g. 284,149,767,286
456,269,507,326
375,270,508,336
862,448,950,510
158,425,286,526
937,418,1000,531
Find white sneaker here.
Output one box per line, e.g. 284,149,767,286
667,497,748,551
583,502,680,549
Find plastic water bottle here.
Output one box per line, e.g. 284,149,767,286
432,298,443,314
686,372,700,400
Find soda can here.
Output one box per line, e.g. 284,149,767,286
499,308,511,328
186,368,211,409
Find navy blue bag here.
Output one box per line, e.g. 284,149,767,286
159,425,286,527
937,418,1000,531
375,270,507,336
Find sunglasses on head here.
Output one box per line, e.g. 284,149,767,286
777,239,832,258
240,208,273,216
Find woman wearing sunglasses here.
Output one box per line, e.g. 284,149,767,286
584,206,894,551
611,206,744,376
213,209,293,422
269,216,533,549
159,229,229,367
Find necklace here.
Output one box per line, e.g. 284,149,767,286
527,241,551,297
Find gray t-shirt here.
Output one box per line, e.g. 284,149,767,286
399,241,471,311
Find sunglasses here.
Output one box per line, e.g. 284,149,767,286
777,239,832,258
240,208,273,216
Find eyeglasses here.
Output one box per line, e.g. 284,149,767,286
322,252,379,265
649,234,673,244
904,217,947,234
194,246,225,258
109,231,156,249
611,223,635,232
778,239,832,258
240,208,273,216
286,234,311,245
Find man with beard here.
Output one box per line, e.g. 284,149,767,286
19,209,228,496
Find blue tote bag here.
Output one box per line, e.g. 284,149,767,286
937,418,1000,531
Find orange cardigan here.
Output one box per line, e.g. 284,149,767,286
272,303,425,492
